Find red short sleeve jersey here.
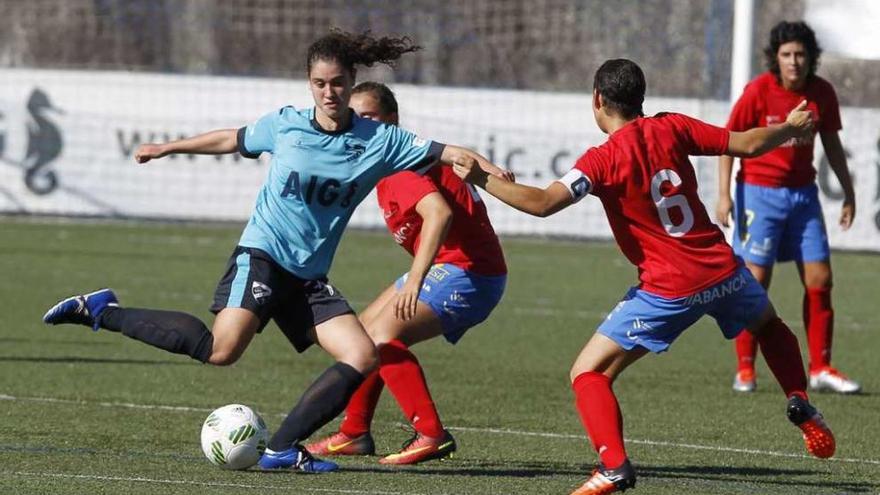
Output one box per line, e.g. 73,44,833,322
727,72,842,188
376,166,507,276
566,113,738,298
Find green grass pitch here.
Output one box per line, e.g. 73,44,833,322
0,218,878,494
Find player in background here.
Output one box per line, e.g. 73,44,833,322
717,21,860,394
453,59,835,495
306,82,508,465
41,31,507,473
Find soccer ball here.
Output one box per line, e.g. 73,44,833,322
200,404,269,470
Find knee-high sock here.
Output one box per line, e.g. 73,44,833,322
378,340,444,438
339,370,384,437
803,287,833,371
268,362,364,451
98,307,213,363
757,317,808,400
572,371,627,469
735,330,758,372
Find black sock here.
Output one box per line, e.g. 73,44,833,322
98,307,214,363
268,362,365,451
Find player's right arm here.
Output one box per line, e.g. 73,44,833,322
395,192,452,321
715,154,735,227
716,100,810,225
726,100,813,158
452,156,574,217
715,82,760,226
134,129,239,163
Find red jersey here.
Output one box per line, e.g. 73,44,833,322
727,71,841,188
565,113,738,298
376,166,507,276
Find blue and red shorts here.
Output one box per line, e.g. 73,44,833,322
598,265,768,353
395,263,506,344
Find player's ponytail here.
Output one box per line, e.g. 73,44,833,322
307,30,421,77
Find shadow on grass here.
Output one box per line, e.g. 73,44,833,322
0,337,115,346
0,355,195,365
253,458,586,478
640,464,876,492
254,459,876,492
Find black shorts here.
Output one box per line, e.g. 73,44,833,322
211,246,354,352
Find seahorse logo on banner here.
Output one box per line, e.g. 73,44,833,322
0,87,64,195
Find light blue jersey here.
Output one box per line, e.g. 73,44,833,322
237,106,443,279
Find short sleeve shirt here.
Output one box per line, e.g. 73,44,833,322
727,72,841,188
559,113,738,298
377,166,507,276
237,106,444,279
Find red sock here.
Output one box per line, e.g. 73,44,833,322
735,330,758,372
572,371,627,469
339,370,384,437
378,340,444,438
757,317,808,400
803,287,833,372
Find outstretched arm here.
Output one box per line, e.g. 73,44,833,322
441,145,515,182
393,192,453,321
820,130,856,229
726,100,813,158
134,129,239,164
452,156,573,217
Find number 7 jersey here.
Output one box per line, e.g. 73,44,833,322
560,113,738,298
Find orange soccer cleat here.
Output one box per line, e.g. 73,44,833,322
379,430,456,465
786,395,836,458
570,460,637,495
305,431,375,456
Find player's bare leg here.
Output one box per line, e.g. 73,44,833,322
732,262,773,392
306,285,398,457
797,260,860,394
309,283,455,464
260,314,377,473
206,308,260,365
568,334,647,495
44,289,257,365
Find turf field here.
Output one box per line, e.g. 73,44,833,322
1,217,878,495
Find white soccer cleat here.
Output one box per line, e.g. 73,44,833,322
732,369,756,393
809,367,861,394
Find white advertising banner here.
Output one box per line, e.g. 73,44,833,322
1,69,878,252
805,0,880,60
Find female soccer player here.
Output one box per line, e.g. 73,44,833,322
717,21,860,394
42,31,505,473
453,59,835,495
305,82,507,464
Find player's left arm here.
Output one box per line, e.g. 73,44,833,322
452,156,574,217
819,130,856,229
441,145,516,182
394,192,453,321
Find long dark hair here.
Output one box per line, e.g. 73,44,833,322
764,21,822,79
307,30,421,76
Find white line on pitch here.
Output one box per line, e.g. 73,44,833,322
3,393,879,466
446,426,880,465
3,471,416,494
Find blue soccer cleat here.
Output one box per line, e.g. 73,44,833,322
42,289,118,331
258,445,339,473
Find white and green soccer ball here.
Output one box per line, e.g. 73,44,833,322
200,404,269,470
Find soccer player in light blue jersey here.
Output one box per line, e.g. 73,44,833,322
42,30,508,473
